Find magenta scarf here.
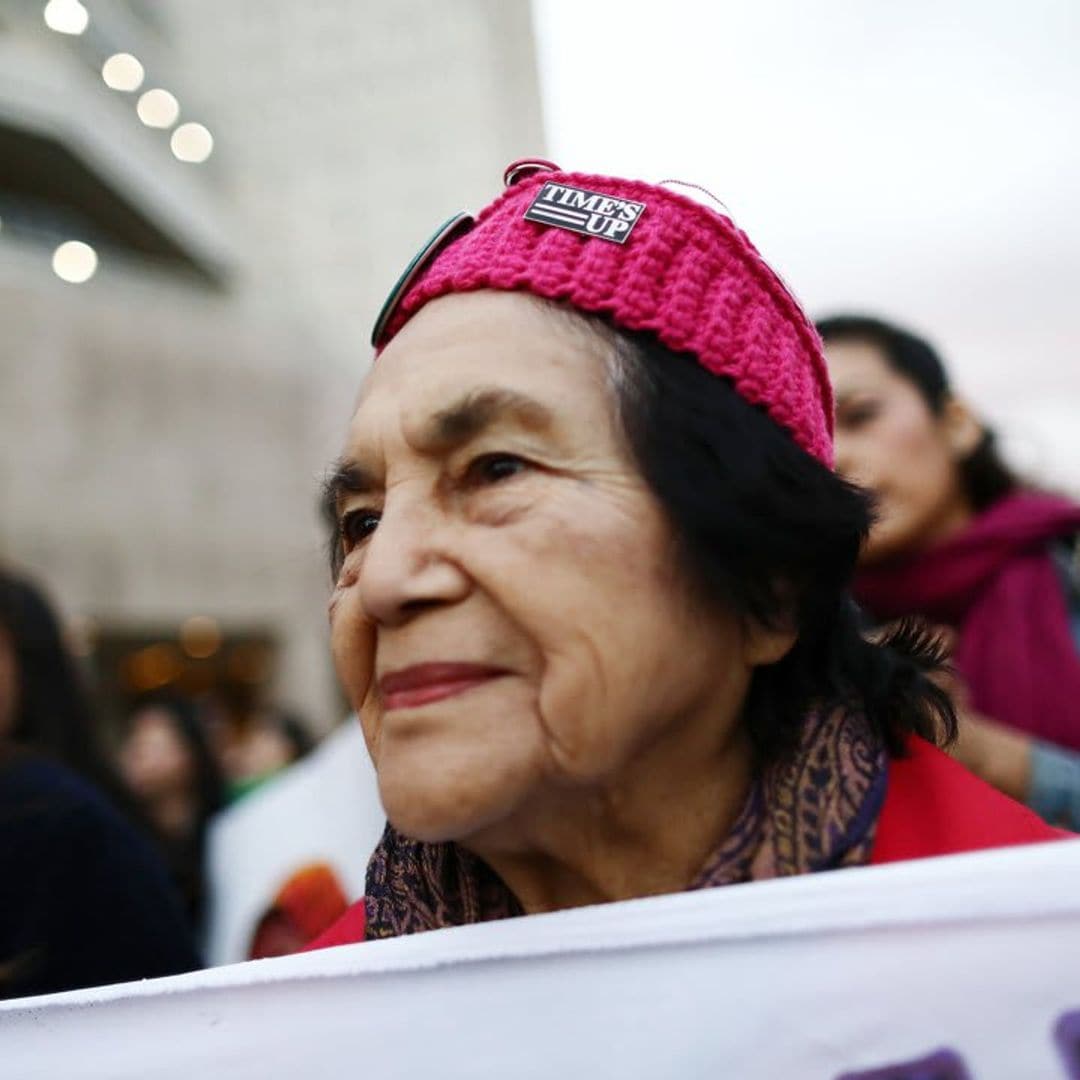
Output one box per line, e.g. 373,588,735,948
855,491,1080,751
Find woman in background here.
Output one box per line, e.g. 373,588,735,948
120,694,226,935
218,705,315,801
819,315,1080,829
0,570,142,823
0,568,199,997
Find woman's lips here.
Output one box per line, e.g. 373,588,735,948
378,663,507,711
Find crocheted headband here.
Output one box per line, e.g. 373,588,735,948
371,159,833,466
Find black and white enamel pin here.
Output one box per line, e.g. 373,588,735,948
523,182,646,244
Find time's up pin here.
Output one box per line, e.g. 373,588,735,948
523,182,646,245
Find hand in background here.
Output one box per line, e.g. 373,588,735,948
939,650,1076,829
879,619,1035,804
946,708,1033,804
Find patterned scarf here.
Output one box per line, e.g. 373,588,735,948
364,707,886,940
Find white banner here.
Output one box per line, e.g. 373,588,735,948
3,838,1079,1078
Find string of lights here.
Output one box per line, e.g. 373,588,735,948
32,0,215,284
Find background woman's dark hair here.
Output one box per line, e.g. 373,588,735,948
606,325,956,761
0,568,144,822
815,314,1016,512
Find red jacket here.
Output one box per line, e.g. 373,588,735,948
310,737,1068,950
870,734,1067,863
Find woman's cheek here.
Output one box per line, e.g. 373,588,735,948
887,394,946,462
329,572,376,716
533,655,592,770
331,629,368,701
464,480,542,529
521,563,645,778
358,695,382,764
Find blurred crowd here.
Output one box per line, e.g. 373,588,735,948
0,569,317,996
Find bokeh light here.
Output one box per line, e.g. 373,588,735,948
170,122,214,164
43,0,88,35
180,615,223,659
136,88,180,129
102,53,145,93
51,241,98,284
122,643,184,692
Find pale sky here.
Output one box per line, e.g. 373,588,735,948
532,0,1080,488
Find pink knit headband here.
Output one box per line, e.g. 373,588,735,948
373,160,834,466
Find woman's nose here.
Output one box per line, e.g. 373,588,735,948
357,500,470,627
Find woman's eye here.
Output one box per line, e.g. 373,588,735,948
464,453,529,486
837,401,880,430
340,509,380,550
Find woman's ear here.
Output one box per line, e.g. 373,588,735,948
941,396,984,459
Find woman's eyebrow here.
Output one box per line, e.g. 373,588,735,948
321,388,555,518
418,387,554,453
320,458,376,521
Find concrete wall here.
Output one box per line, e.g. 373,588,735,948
157,0,546,353
0,245,349,723
0,0,545,729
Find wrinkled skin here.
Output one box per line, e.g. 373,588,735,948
328,291,793,910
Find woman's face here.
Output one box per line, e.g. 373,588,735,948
328,291,765,845
827,338,974,564
223,719,296,782
120,707,194,799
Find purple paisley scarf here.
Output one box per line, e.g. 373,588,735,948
364,707,885,940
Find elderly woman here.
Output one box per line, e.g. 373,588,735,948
312,163,1062,947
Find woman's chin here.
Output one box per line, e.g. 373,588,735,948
373,710,544,843
378,771,522,845
859,520,915,566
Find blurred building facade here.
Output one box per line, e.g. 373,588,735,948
0,0,545,730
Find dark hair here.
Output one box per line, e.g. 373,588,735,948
816,314,1015,512
127,693,226,928
264,706,315,762
0,569,144,822
607,326,955,761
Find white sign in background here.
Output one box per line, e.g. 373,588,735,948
3,839,1078,1079
205,721,383,965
